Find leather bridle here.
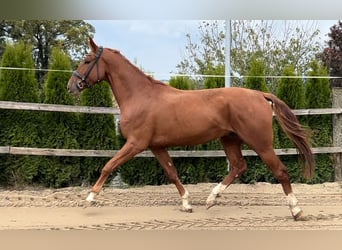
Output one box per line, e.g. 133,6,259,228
72,46,103,90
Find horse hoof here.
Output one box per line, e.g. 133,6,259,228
206,201,216,210
293,210,307,221
181,207,193,213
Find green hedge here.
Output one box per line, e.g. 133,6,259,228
79,83,117,185
40,47,81,188
0,42,43,186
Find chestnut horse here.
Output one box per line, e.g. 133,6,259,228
67,38,314,220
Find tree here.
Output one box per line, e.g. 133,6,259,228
305,60,334,183
245,56,269,92
232,21,321,84
204,63,225,89
177,20,322,91
169,76,195,90
320,21,342,86
276,65,305,109
177,21,225,76
1,20,95,88
79,83,117,184
0,42,42,186
40,47,81,188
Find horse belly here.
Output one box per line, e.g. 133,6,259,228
150,117,229,147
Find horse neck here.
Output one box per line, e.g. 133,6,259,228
104,51,154,109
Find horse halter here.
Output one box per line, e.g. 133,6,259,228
72,46,103,90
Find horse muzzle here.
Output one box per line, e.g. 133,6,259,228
67,79,82,95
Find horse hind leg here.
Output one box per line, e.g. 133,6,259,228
206,135,247,209
151,148,193,213
257,149,305,220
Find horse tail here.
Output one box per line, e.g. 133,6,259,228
263,92,315,179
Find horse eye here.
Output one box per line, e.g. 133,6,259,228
84,61,90,64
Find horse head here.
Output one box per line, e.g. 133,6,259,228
67,37,106,95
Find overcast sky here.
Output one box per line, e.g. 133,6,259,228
86,20,338,80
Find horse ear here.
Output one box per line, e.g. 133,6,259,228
89,37,98,53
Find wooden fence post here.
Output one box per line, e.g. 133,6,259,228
331,79,342,181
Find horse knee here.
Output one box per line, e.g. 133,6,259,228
101,166,112,177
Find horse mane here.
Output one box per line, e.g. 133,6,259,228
107,48,166,87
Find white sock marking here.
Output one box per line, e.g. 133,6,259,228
86,192,96,202
206,183,227,205
182,190,192,210
287,193,302,217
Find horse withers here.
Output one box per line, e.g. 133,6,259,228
67,38,314,220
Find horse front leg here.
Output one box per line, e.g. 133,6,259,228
86,141,143,202
151,148,193,213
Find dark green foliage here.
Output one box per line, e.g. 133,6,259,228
276,65,305,109
204,64,225,89
245,57,269,92
169,76,195,90
305,60,334,183
173,157,207,184
40,47,81,188
240,157,275,184
0,42,42,187
0,43,39,103
119,157,164,186
79,82,117,184
1,20,95,88
200,140,228,183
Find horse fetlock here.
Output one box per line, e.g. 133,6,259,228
86,191,97,202
206,193,218,209
206,197,216,210
206,183,227,209
181,190,193,212
286,193,304,220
